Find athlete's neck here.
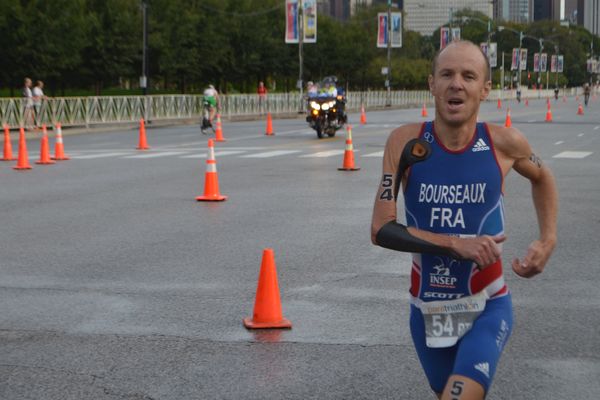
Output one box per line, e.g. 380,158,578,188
433,117,478,150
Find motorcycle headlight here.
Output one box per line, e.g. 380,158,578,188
310,101,320,110
329,101,336,108
321,102,330,111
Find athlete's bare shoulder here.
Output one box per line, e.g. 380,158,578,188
485,122,530,162
386,122,424,150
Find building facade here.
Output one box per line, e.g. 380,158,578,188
404,0,493,36
584,0,600,36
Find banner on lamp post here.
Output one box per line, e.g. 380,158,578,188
519,48,528,70
533,53,540,72
540,53,547,72
377,12,402,48
285,0,317,44
303,0,317,43
511,48,519,71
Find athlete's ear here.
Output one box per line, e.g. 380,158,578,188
480,79,491,101
428,74,435,95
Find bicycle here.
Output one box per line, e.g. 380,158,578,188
201,100,215,135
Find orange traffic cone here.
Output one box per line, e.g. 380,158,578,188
196,139,227,201
577,103,584,115
421,103,428,117
265,112,274,136
497,98,502,109
2,124,16,161
36,125,55,165
360,104,367,124
137,118,150,150
52,123,70,160
338,125,360,171
504,108,512,128
545,105,553,122
525,98,529,107
214,113,226,142
243,248,292,329
13,127,32,170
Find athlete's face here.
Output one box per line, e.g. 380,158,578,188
429,43,491,126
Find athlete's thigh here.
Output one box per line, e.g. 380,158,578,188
410,305,456,394
441,375,484,400
452,295,513,393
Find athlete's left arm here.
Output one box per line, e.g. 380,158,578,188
495,127,558,278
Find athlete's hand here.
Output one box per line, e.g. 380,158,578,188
453,234,506,268
512,239,554,278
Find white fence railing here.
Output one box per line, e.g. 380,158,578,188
0,88,579,128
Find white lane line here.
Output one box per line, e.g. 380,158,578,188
124,151,188,159
554,141,564,145
594,126,599,130
242,150,302,158
528,119,537,123
578,133,585,137
553,151,593,159
72,152,133,159
300,150,345,158
363,151,384,157
180,150,247,159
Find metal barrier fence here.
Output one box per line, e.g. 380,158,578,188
0,88,579,128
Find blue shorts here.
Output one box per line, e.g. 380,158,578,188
410,294,513,394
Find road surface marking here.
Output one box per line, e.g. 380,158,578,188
554,141,564,145
553,151,593,159
578,133,585,137
300,150,345,158
242,150,302,158
124,151,188,159
363,151,384,157
180,151,246,158
72,152,132,159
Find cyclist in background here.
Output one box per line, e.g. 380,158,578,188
203,84,220,124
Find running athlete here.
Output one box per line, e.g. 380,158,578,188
371,40,557,400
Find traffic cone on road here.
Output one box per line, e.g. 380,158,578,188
196,139,227,202
52,123,70,160
545,104,553,122
137,118,150,150
338,125,360,171
214,114,226,142
497,98,502,109
504,108,512,128
13,127,32,170
577,103,584,115
421,103,428,117
36,125,55,165
2,124,16,161
525,98,529,107
265,112,274,136
243,248,292,329
360,104,367,124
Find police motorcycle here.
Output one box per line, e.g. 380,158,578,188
306,77,347,139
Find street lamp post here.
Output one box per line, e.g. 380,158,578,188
386,0,392,107
141,0,148,97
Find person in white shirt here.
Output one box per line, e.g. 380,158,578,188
22,78,34,130
32,80,47,127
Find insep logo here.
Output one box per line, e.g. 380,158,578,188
429,257,458,288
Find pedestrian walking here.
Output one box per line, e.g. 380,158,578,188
257,81,267,115
22,77,34,130
32,80,48,127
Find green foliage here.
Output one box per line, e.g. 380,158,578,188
0,1,597,96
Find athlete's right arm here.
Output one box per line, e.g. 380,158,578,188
371,128,506,266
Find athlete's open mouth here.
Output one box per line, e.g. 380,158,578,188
447,98,464,106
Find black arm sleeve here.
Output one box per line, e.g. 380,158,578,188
375,221,463,259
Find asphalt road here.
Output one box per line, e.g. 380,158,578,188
1,97,599,399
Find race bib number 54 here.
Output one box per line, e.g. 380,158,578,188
420,291,488,348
